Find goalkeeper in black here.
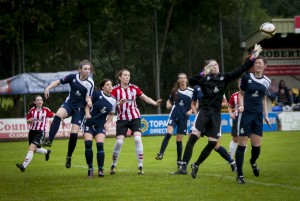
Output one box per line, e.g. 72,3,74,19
172,44,263,179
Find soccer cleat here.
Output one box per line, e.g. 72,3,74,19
42,138,52,147
65,156,71,168
191,163,199,179
177,161,181,170
98,169,104,177
236,176,245,184
110,165,116,175
171,163,187,175
16,163,25,172
155,153,163,160
138,166,144,175
88,168,94,178
250,159,260,177
45,149,51,161
230,161,237,172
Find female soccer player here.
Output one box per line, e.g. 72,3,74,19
236,57,271,184
173,44,262,179
16,95,55,172
155,73,193,168
83,79,124,178
43,59,94,168
110,69,162,175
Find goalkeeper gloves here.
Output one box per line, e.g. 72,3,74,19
250,44,262,60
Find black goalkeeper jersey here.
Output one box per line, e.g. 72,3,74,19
189,58,254,112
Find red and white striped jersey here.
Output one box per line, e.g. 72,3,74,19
228,91,239,116
111,84,143,120
26,107,54,131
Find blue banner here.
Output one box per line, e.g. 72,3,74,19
140,113,278,135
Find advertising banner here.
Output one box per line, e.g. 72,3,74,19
0,71,78,95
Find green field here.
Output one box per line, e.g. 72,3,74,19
1,131,299,201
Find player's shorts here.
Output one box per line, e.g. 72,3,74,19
167,115,188,134
193,108,221,139
238,111,263,137
83,124,106,137
61,102,85,126
231,118,238,137
28,130,44,148
116,118,142,137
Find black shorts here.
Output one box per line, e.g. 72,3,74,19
231,118,238,137
28,130,44,147
195,108,221,139
116,118,142,137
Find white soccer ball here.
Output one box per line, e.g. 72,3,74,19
260,22,276,38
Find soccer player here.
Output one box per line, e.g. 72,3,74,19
228,78,241,159
236,57,271,184
110,69,162,175
155,73,193,169
16,95,55,172
83,79,123,178
43,59,94,168
173,44,262,179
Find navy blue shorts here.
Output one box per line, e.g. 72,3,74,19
194,108,221,139
116,118,142,137
238,111,263,137
61,102,85,126
83,124,106,137
231,118,238,137
167,116,188,134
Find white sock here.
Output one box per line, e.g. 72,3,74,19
229,140,238,160
36,148,47,154
112,139,123,166
134,136,144,167
23,151,34,168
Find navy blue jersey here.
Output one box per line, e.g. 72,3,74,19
192,85,203,110
240,72,271,113
84,90,116,126
169,87,194,119
60,73,94,109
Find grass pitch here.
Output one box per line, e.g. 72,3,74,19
1,131,299,201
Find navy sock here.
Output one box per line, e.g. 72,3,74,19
236,145,246,177
182,134,198,164
250,146,261,164
215,146,233,163
159,133,172,154
97,142,104,170
195,141,217,166
67,133,78,157
176,141,182,161
85,140,93,169
48,116,61,142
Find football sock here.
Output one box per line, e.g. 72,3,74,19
236,145,246,177
229,140,238,159
250,145,261,164
23,151,34,168
176,141,183,162
48,116,61,142
215,146,233,163
97,142,104,170
67,133,78,157
195,141,217,166
85,140,93,169
182,134,198,164
112,139,123,166
36,148,47,154
159,133,172,154
134,135,144,167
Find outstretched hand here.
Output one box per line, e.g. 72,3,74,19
203,64,212,76
252,44,262,59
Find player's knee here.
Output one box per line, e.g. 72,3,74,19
207,141,217,149
116,138,124,146
96,142,104,151
85,140,93,150
52,115,61,124
134,135,142,143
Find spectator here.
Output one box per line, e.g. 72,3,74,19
267,78,278,102
287,89,298,106
278,80,289,97
277,88,289,106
